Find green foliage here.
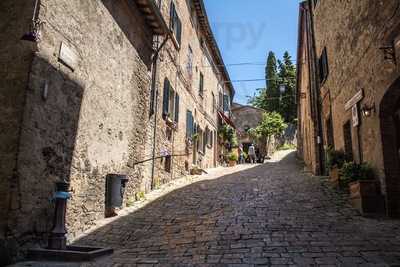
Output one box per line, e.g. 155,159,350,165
326,148,347,170
278,143,297,151
135,191,146,201
219,124,238,148
227,152,238,162
248,51,297,123
249,112,287,142
340,162,375,184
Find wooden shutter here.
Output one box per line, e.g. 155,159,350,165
199,73,204,95
176,17,182,45
162,78,170,117
174,93,180,123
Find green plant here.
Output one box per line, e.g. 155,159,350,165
340,162,375,184
248,112,287,156
219,124,238,148
135,191,146,201
227,152,238,162
278,143,296,150
326,148,347,170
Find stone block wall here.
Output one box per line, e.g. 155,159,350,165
313,0,400,214
1,0,154,262
143,0,223,189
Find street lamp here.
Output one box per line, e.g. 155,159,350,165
279,84,286,104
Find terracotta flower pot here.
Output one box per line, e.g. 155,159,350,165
349,180,384,215
329,167,340,187
229,160,237,167
349,180,378,199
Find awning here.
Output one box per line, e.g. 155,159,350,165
218,111,236,129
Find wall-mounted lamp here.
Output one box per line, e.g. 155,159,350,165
379,44,396,64
21,0,44,42
361,103,376,117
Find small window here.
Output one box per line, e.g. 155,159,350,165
186,110,194,138
212,92,216,113
170,1,182,45
319,47,329,84
187,46,193,78
162,78,179,123
199,72,204,96
197,127,204,153
223,94,230,112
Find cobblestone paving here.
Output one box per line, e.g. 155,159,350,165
16,151,400,266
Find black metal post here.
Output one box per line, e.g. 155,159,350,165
48,181,70,250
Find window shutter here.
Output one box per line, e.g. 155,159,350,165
199,73,204,95
176,17,182,45
162,79,170,117
174,93,180,123
170,1,175,29
223,95,229,112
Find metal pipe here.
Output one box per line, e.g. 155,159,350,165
150,34,169,190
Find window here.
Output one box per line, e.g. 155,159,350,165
319,47,329,84
187,45,193,78
170,1,182,45
197,127,204,153
205,127,213,147
162,78,180,123
219,92,223,109
212,92,216,113
223,94,230,112
199,72,204,96
186,110,194,138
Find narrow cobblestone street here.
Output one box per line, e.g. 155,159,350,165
71,150,400,266
14,150,400,266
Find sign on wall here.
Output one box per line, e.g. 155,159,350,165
345,89,364,111
59,42,78,71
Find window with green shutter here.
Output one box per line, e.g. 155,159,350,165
162,78,170,118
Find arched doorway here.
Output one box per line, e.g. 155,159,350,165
380,77,400,217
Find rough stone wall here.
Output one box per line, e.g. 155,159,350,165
2,0,154,261
313,1,400,197
143,0,221,188
0,0,39,264
297,8,319,174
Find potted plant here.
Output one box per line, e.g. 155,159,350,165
326,148,347,186
340,162,383,214
227,152,238,167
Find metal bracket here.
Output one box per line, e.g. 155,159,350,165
379,45,396,64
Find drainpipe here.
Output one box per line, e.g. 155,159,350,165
150,34,169,190
307,0,325,175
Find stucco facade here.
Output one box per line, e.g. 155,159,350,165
297,0,400,216
0,0,233,263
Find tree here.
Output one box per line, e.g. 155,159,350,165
248,51,297,123
248,51,279,111
278,51,297,122
248,112,287,157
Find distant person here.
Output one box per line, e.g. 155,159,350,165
248,144,256,164
238,145,244,164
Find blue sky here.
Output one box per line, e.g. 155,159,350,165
203,0,300,104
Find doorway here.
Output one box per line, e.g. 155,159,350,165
380,77,400,217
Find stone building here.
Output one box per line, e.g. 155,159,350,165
231,103,264,152
0,0,233,263
297,0,400,216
